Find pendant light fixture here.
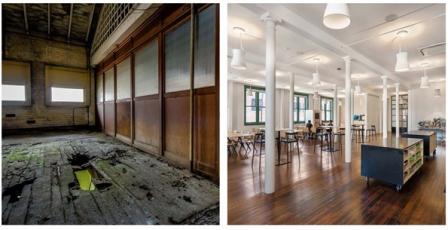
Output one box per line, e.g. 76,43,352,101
395,30,410,72
354,80,361,95
323,3,351,30
312,58,321,86
231,27,247,70
434,88,441,97
420,62,430,88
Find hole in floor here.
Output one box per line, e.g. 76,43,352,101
74,166,111,191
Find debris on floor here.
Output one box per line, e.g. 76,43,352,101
2,130,219,225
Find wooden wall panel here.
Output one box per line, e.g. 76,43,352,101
164,94,190,168
116,100,131,141
193,91,218,179
134,97,160,154
104,101,115,136
96,103,104,131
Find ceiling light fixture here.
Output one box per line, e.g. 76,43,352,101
312,58,321,86
434,88,441,97
323,3,351,30
395,30,410,72
354,80,361,95
231,27,247,70
420,62,430,89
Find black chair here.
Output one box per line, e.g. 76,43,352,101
227,137,238,158
314,128,329,155
366,125,376,140
252,132,265,169
280,131,301,164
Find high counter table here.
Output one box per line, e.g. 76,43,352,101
361,137,423,191
401,130,437,157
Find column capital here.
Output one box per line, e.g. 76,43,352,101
342,56,351,62
394,82,400,87
260,12,282,24
381,75,388,80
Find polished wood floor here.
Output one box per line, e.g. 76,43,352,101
228,134,446,224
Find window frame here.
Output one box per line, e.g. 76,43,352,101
294,93,309,124
45,65,90,107
320,96,334,122
244,85,266,126
2,60,32,106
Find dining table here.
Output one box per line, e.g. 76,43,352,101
228,131,255,159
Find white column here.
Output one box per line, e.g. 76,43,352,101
395,83,400,138
261,12,279,194
381,76,388,139
289,72,294,130
333,85,338,130
343,56,352,163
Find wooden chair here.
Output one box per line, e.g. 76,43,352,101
366,125,376,140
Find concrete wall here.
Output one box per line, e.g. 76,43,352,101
408,82,446,131
2,32,95,130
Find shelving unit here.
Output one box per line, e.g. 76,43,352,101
361,137,423,191
391,94,408,133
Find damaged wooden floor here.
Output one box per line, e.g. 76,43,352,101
2,130,219,225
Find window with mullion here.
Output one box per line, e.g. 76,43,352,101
294,94,308,123
320,97,333,121
244,85,265,125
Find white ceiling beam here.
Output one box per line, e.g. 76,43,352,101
67,4,74,41
254,4,410,89
23,4,29,35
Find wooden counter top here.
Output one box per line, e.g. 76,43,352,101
402,130,435,136
361,136,421,150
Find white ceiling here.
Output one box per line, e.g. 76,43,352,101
228,3,446,96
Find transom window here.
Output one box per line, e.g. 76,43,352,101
244,85,265,125
321,97,334,121
51,87,84,103
2,84,26,101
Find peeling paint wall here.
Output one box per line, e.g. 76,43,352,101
2,32,95,130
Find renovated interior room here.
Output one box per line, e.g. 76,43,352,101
2,3,219,224
227,3,445,224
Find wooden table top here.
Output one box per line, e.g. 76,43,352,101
403,130,435,136
362,136,421,150
228,132,255,138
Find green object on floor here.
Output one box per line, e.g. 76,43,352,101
75,169,95,191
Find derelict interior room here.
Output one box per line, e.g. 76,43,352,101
1,3,219,225
227,3,446,225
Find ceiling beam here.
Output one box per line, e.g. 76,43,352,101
22,4,29,34
47,4,51,36
254,4,410,89
67,4,74,41
85,4,95,42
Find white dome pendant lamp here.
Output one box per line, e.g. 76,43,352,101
312,58,321,86
323,3,351,30
354,80,361,95
395,30,410,72
231,27,247,70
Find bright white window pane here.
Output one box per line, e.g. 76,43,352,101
116,57,131,100
245,107,256,123
194,5,215,88
259,107,266,123
2,84,25,101
135,39,159,97
104,69,114,101
165,20,191,93
51,87,84,102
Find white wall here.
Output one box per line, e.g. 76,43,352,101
408,83,445,131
